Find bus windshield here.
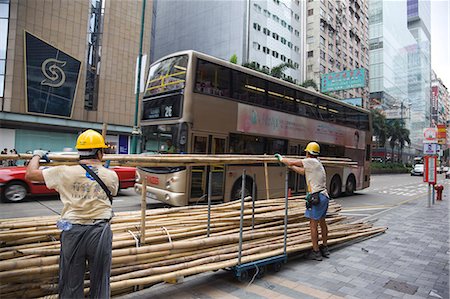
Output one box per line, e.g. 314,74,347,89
145,55,188,97
141,123,188,154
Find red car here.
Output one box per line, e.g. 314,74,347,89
0,165,136,203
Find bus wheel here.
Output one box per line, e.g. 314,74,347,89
345,175,356,196
329,175,341,198
231,177,253,201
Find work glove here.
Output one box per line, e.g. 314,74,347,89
33,150,50,163
274,153,284,162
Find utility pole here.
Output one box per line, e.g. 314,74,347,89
131,0,147,154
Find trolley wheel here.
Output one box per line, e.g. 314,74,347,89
256,265,267,279
237,270,249,282
271,262,283,272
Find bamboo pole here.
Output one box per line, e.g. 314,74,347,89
140,177,147,245
264,154,270,200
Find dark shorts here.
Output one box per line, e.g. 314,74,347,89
305,193,329,220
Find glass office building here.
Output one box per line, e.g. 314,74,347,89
369,0,431,154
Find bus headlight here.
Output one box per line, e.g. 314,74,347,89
136,171,141,183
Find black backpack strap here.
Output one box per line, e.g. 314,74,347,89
80,163,113,204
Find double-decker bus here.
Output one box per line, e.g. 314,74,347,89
137,50,371,206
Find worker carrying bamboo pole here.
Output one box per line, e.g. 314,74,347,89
275,141,330,261
25,129,119,298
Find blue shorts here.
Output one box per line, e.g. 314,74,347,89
305,193,329,220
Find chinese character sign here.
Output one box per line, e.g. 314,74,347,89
320,68,366,93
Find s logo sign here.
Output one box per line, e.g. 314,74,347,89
40,58,67,88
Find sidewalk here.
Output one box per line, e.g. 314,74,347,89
119,184,449,299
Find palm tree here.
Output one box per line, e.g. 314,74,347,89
386,119,410,163
301,79,319,91
396,123,410,163
371,109,388,161
270,62,294,78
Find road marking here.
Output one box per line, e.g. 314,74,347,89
114,199,124,202
340,213,372,217
342,205,394,211
358,192,426,222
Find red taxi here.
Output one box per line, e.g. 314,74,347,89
0,165,136,203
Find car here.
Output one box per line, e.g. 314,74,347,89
410,164,424,176
446,169,450,179
0,164,136,203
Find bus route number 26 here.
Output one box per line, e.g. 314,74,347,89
164,105,173,118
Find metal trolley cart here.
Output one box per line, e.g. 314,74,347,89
230,168,290,282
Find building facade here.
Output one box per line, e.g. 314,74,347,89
305,0,369,108
431,70,448,126
0,0,152,154
153,0,306,84
406,0,431,151
369,0,431,155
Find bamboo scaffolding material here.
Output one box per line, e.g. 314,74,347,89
0,154,357,168
0,197,386,298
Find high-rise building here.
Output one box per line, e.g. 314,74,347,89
369,0,431,154
431,70,448,127
0,0,152,153
305,0,369,108
153,0,306,84
406,0,431,150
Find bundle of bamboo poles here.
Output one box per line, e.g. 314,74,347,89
0,197,386,298
0,153,357,168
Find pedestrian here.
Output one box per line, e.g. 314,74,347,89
25,129,119,298
9,149,17,166
1,148,8,167
275,142,330,261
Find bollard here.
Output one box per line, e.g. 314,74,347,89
435,184,444,201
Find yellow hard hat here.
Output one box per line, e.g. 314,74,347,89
305,142,320,155
76,129,108,149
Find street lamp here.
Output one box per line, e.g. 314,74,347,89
131,0,147,154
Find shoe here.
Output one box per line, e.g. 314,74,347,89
308,250,323,261
319,245,330,258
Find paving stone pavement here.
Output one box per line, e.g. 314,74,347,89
119,185,449,299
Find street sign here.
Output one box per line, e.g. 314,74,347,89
423,127,437,143
423,143,439,155
424,156,437,184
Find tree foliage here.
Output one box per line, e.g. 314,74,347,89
371,110,410,163
270,62,294,78
229,54,238,64
301,79,319,91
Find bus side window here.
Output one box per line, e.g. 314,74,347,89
193,136,208,153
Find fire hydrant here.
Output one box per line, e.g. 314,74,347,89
435,184,444,201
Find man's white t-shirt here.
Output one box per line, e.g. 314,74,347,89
43,164,119,224
302,157,329,197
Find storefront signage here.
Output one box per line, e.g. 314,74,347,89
320,68,366,92
24,32,81,118
437,124,446,145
